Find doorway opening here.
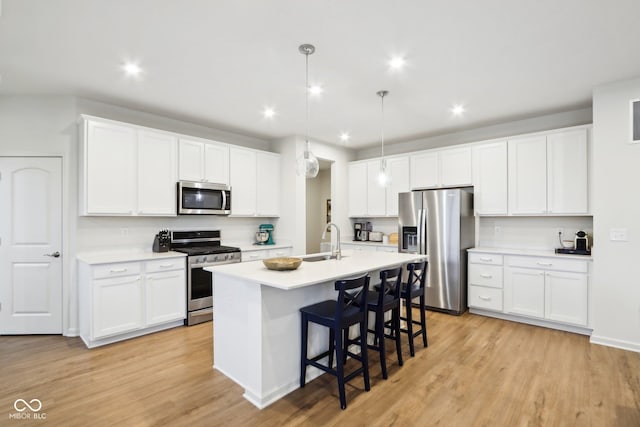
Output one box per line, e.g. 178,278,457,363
305,159,333,254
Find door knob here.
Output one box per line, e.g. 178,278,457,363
44,251,61,258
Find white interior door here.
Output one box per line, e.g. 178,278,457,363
0,157,62,334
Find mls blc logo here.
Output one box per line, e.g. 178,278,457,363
9,399,47,420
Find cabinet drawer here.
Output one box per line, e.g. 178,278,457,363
268,248,293,258
469,286,503,311
242,250,268,262
469,253,503,265
468,264,503,288
145,258,185,273
506,256,587,273
93,262,141,279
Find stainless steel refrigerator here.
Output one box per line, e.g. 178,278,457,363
398,188,474,315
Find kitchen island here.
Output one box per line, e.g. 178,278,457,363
206,250,426,409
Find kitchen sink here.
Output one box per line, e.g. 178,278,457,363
303,255,347,262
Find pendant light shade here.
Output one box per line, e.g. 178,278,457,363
296,44,319,179
377,90,391,187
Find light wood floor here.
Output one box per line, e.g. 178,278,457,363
2,312,640,426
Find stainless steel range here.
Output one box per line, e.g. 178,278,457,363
170,230,241,325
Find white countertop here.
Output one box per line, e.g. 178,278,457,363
207,250,426,290
469,247,593,261
76,250,187,265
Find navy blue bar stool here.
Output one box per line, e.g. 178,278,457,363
299,274,371,410
397,261,429,357
364,266,403,379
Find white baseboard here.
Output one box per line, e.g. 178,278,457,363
590,335,640,353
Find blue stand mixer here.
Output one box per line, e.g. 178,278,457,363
255,224,275,245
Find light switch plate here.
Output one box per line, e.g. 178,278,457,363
610,228,628,241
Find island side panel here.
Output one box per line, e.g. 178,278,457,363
212,273,263,399
259,281,338,407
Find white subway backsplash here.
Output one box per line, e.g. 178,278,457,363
478,216,593,251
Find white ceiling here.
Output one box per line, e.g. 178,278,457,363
1,0,640,148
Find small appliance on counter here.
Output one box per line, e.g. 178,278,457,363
152,229,170,252
369,231,384,242
555,230,591,255
255,224,275,245
354,222,364,241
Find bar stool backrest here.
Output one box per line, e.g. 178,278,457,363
406,261,428,298
334,274,370,324
378,267,403,305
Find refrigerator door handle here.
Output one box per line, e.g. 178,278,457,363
420,208,427,254
416,208,423,254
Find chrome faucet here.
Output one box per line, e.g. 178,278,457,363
322,222,342,260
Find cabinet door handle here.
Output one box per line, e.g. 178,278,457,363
478,296,492,301
110,268,127,273
159,264,175,268
479,257,493,262
480,274,493,279
537,262,553,266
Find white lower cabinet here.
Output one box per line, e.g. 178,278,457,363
79,256,186,348
241,246,293,262
469,251,590,332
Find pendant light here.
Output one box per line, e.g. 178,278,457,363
377,90,391,187
296,44,320,178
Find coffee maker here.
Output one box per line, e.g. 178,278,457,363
354,222,364,241
574,231,589,252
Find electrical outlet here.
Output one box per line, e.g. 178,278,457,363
556,227,564,237
494,225,502,236
120,228,129,236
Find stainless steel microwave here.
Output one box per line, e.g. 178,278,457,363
177,181,231,215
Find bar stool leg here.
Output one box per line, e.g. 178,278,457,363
393,307,403,366
300,314,308,387
420,295,428,347
359,318,371,391
405,297,416,357
376,311,388,379
334,326,347,410
328,328,335,369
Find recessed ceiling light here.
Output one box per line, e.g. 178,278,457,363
451,104,465,116
340,132,350,142
122,62,142,77
309,85,323,96
263,107,276,119
389,56,406,70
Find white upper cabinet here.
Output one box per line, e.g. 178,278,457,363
508,128,589,215
229,147,280,217
229,147,257,216
547,129,588,214
82,119,137,215
508,135,548,215
410,146,472,190
440,147,473,187
256,152,280,216
80,117,179,216
472,141,508,215
348,162,368,217
366,160,387,216
386,156,410,216
137,130,177,216
178,137,229,184
410,151,439,189
348,156,409,217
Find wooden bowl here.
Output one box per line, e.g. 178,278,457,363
263,257,302,271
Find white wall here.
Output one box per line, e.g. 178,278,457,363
272,136,356,255
0,94,273,336
356,107,593,159
305,168,331,253
591,76,640,352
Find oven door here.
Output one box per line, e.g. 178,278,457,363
187,257,241,311
178,181,231,215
